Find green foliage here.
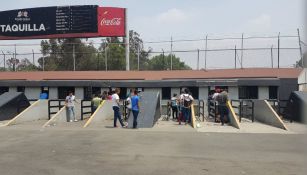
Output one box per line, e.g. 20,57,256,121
148,54,191,70
38,30,191,71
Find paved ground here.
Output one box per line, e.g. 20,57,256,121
0,125,306,175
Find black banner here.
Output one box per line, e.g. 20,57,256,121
0,5,98,37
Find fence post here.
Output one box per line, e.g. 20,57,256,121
204,35,208,70
234,45,237,69
73,44,76,71
297,28,303,67
197,49,200,70
170,36,173,70
240,33,244,69
137,42,140,71
278,32,280,68
105,45,108,71
1,51,5,71
271,45,274,68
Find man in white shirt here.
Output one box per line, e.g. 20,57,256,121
65,91,77,122
180,88,194,124
112,88,128,128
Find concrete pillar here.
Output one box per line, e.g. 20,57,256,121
228,86,238,100
75,87,84,99
49,87,58,99
9,87,17,92
258,86,269,100
199,87,208,100
24,87,41,99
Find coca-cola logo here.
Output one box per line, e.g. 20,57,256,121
100,18,121,26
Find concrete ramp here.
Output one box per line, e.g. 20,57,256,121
127,92,161,128
0,92,30,122
227,101,240,129
83,100,114,128
43,99,82,127
253,100,288,130
3,100,48,127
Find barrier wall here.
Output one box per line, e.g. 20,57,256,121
227,101,240,129
253,100,288,130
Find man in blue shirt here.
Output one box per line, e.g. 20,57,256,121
131,90,140,129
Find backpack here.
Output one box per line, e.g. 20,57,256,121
171,99,177,107
183,94,192,107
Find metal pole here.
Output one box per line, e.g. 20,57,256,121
97,53,100,70
235,45,237,69
197,49,200,70
240,33,244,69
278,32,280,68
1,51,5,71
32,49,35,66
162,49,165,70
105,45,108,71
14,44,17,71
73,44,76,71
125,9,130,71
271,45,274,68
43,56,45,71
137,42,140,71
297,28,303,67
170,36,173,70
205,35,208,70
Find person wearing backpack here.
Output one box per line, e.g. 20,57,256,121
181,88,194,124
170,93,178,119
216,89,229,125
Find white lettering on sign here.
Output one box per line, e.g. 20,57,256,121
0,24,46,32
100,18,121,26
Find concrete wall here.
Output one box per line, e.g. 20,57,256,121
84,100,113,127
253,100,287,130
75,87,84,99
49,87,58,99
199,87,208,100
25,87,41,99
9,87,17,92
228,86,238,100
227,101,240,129
298,68,307,91
258,86,269,100
6,100,49,126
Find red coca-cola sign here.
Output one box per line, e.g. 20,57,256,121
98,7,126,37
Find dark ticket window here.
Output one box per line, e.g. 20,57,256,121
0,86,9,95
119,87,127,99
239,86,258,99
84,87,92,100
58,87,75,99
269,86,278,99
162,87,171,100
17,86,25,93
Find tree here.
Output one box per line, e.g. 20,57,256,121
38,38,99,71
6,57,39,71
148,54,191,70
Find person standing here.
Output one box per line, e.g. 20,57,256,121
91,93,102,114
112,88,127,128
171,93,178,119
216,89,229,125
131,90,140,129
65,91,78,122
181,88,194,124
125,94,132,121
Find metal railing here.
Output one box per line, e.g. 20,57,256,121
48,99,65,120
198,100,205,121
81,100,92,120
266,99,291,122
208,100,218,122
230,99,254,122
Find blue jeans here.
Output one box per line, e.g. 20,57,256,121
66,106,75,122
113,106,124,127
182,107,191,123
132,110,139,128
218,105,229,125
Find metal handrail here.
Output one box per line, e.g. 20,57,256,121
48,99,65,120
81,100,92,120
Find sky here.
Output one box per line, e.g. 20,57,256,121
0,0,305,69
